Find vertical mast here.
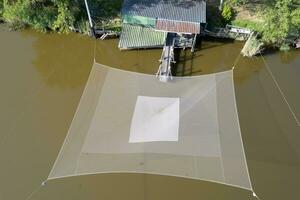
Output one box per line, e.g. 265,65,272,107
220,0,224,10
84,0,95,37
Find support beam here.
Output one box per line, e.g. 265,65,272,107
84,0,95,37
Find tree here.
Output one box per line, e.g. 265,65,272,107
262,0,300,47
222,3,233,22
52,1,75,33
0,0,3,18
2,0,77,33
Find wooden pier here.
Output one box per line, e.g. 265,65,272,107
95,29,119,40
156,33,176,82
205,25,252,41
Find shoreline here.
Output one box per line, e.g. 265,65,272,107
1,1,299,55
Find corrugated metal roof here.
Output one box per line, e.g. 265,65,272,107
156,19,200,33
119,24,167,49
123,15,156,28
122,0,206,24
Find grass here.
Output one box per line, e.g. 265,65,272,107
231,19,264,32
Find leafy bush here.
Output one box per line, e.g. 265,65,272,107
52,1,75,33
279,43,291,51
227,0,248,6
262,0,300,46
1,0,122,33
2,0,30,29
0,0,3,19
75,18,89,34
232,19,264,32
222,4,233,22
2,0,78,33
291,7,300,27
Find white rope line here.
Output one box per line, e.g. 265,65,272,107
230,69,254,191
260,53,300,127
231,53,261,199
47,73,95,178
93,39,97,63
232,52,242,70
252,191,262,200
25,181,47,200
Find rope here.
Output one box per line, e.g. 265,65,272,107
25,181,47,200
232,52,263,200
232,52,242,71
260,53,300,127
252,191,262,200
93,39,97,63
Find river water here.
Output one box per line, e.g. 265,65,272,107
0,24,299,200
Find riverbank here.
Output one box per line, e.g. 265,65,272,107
226,0,300,53
0,0,299,54
0,0,122,34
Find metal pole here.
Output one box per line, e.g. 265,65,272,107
84,0,95,37
219,0,224,10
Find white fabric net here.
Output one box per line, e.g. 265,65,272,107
48,62,252,190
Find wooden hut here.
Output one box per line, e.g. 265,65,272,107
119,0,207,50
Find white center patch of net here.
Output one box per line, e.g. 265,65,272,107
48,63,252,190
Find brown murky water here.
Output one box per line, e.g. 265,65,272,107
0,24,299,200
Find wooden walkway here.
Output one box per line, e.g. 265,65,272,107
156,33,176,82
205,25,252,41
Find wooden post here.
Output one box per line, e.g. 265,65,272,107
191,34,197,52
84,0,95,37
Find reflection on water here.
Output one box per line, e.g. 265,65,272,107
278,51,300,64
26,31,95,89
235,51,300,200
0,24,299,200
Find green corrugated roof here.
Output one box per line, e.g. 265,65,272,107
123,15,156,28
119,24,167,49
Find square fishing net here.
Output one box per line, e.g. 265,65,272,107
48,62,252,190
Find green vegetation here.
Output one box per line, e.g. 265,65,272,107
0,0,3,21
223,0,300,51
226,0,249,6
262,0,300,49
231,19,264,32
0,0,122,33
221,4,234,23
0,0,299,52
86,0,122,31
2,0,76,32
